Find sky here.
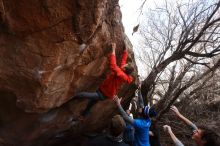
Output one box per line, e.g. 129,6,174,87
119,0,158,78
119,0,160,43
119,0,146,45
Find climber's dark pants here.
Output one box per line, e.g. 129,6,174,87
74,90,106,116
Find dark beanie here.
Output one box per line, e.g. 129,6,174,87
149,107,157,118
143,106,157,118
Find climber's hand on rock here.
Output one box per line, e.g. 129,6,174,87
111,43,116,54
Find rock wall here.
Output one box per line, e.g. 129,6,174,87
0,0,137,145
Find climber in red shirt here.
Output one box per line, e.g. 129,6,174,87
74,42,134,117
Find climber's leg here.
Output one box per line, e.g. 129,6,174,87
81,100,98,117
74,90,106,117
74,92,100,100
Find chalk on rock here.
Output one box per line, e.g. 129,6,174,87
79,43,87,53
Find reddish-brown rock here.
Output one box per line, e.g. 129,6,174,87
0,0,137,145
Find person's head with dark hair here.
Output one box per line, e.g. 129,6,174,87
122,63,134,75
109,115,126,137
137,106,157,119
192,126,220,146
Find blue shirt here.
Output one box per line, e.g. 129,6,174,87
123,122,135,143
132,118,151,146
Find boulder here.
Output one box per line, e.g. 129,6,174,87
0,0,137,145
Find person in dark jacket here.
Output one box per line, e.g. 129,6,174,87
149,121,161,146
87,115,129,146
74,42,134,117
123,109,134,146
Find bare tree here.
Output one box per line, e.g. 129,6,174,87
135,0,220,118
159,66,220,145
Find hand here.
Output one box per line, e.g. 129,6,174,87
111,43,116,53
113,95,122,106
170,106,181,117
163,125,172,133
138,83,141,89
149,131,154,136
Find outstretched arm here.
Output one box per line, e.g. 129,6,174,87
109,43,120,72
111,42,116,55
120,48,128,68
137,83,144,108
113,96,134,124
163,125,184,146
109,43,133,83
170,106,198,130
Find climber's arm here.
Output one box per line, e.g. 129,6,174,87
120,50,128,68
170,106,198,131
109,43,121,73
163,125,184,146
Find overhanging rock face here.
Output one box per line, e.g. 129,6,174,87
0,0,137,145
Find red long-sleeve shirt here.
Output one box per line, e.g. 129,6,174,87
99,50,133,99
